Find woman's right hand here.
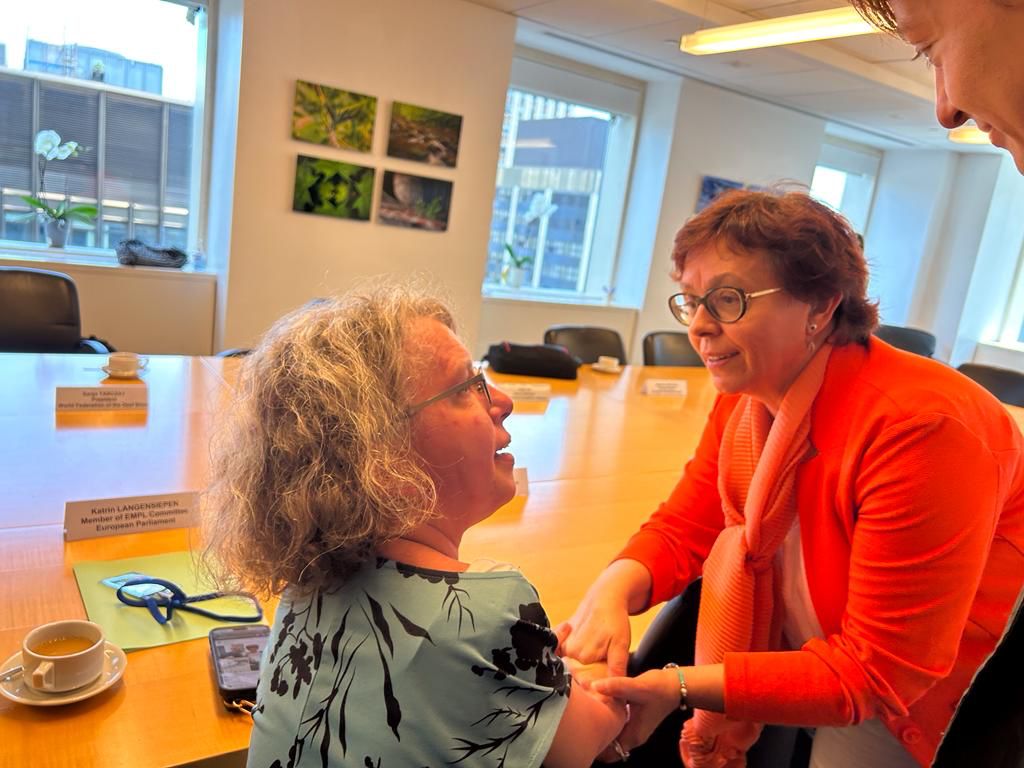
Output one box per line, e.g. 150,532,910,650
557,559,652,677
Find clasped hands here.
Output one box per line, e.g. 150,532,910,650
557,623,681,763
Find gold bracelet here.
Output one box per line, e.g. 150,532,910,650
663,662,689,711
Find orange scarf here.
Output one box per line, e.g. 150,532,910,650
680,344,832,767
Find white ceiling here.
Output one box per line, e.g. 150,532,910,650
465,0,997,152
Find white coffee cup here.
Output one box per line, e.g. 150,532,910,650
106,351,148,377
596,355,620,370
22,620,106,693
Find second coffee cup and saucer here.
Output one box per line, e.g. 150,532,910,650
591,355,623,374
0,619,127,707
102,352,148,380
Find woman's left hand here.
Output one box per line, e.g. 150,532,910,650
587,668,681,755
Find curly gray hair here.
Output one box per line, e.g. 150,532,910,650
203,284,454,596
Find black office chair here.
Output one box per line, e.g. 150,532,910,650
933,588,1024,768
874,324,937,358
643,331,704,367
0,267,110,353
956,363,1024,407
543,325,625,365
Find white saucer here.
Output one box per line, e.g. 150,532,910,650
0,642,127,707
101,366,143,379
591,363,623,374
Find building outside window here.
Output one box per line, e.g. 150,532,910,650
484,56,640,301
0,0,207,254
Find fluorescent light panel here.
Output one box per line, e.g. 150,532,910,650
680,8,876,55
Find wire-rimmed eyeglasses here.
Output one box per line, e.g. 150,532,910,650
405,369,492,417
668,286,782,326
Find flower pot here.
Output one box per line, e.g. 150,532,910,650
507,267,528,289
46,219,68,248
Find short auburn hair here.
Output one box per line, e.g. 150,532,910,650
672,188,878,345
847,1,898,33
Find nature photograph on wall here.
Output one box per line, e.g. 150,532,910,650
386,101,462,167
291,80,377,152
378,171,453,231
696,175,744,211
293,155,375,221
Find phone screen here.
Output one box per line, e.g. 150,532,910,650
100,571,174,600
210,626,271,695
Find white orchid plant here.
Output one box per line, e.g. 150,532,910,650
20,130,98,225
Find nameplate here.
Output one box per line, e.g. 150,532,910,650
56,385,148,411
64,491,199,541
502,383,552,401
641,379,688,396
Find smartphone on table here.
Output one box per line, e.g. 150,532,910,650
208,625,271,708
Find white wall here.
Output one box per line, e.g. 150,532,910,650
954,156,1024,365
217,0,516,353
477,297,637,357
631,78,826,362
865,149,1022,365
864,149,956,327
906,153,1003,361
610,78,682,310
0,256,216,354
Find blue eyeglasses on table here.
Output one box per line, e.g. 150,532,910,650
116,577,263,625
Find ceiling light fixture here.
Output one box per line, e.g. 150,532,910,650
948,123,992,145
680,8,876,55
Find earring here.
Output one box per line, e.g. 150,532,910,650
808,323,818,333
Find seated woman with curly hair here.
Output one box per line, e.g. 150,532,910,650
204,285,626,768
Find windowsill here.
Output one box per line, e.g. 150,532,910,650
971,341,1024,371
482,284,636,310
0,241,215,280
977,340,1024,354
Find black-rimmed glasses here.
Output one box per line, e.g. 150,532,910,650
668,286,782,326
405,369,492,417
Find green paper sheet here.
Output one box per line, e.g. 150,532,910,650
73,551,267,651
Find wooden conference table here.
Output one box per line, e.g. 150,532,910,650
5,353,1022,767
0,353,718,768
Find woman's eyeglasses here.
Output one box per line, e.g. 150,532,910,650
668,286,782,326
405,369,492,417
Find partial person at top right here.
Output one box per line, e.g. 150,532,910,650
848,0,1024,173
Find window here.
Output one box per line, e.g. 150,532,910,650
810,139,881,235
995,227,1024,344
0,0,207,253
484,55,640,301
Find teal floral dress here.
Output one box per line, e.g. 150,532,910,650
247,559,570,768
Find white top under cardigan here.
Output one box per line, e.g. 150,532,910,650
780,522,919,768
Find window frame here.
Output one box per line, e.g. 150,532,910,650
483,50,642,303
0,0,212,264
996,236,1024,346
810,137,882,236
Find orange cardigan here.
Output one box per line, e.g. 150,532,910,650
618,339,1024,766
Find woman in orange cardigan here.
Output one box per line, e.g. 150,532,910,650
561,189,1024,767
